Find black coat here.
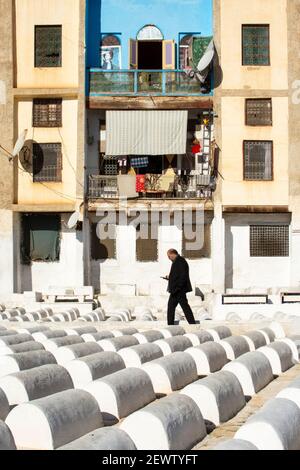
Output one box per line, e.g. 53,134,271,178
168,255,193,295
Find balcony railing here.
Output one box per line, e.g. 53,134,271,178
88,174,214,200
89,69,212,97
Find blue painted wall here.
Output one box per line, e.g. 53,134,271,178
86,0,213,69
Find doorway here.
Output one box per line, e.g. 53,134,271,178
138,41,163,70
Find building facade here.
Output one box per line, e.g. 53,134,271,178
85,0,215,297
0,0,86,295
215,0,300,293
0,0,299,299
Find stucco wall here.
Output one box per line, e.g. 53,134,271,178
15,0,80,88
19,213,84,292
17,98,78,205
0,0,14,294
220,0,288,91
225,213,291,290
89,223,212,295
221,96,289,206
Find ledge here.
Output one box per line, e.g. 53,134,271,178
223,206,290,213
87,95,214,110
13,88,80,98
12,203,76,213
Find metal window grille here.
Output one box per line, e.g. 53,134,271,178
88,175,118,198
244,141,273,180
250,225,289,257
246,99,272,126
90,223,116,260
136,225,158,262
35,25,62,67
33,99,62,127
33,143,62,182
242,25,270,65
182,223,211,259
104,156,118,176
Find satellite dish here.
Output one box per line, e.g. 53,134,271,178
12,129,28,157
197,40,215,73
67,211,80,229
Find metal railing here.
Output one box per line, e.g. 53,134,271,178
89,175,118,198
88,174,214,200
89,69,212,96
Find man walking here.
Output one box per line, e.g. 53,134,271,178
165,249,196,326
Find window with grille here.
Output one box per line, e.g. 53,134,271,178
182,223,211,259
136,225,158,262
244,141,273,181
33,99,62,127
35,25,62,67
246,99,272,126
242,25,270,66
90,223,116,260
250,225,289,257
33,143,62,182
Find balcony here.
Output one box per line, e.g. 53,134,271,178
89,69,212,97
88,173,215,201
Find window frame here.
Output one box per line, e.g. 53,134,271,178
245,98,272,127
136,224,158,263
21,213,61,264
34,25,62,68
100,33,122,70
242,24,270,66
90,223,117,261
243,140,274,181
182,222,212,260
32,142,62,183
32,98,63,128
250,224,290,257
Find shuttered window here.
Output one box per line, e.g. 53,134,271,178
182,223,211,259
91,223,116,260
136,225,158,262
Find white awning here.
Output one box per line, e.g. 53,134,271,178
106,110,188,156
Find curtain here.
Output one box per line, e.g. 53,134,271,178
22,214,60,263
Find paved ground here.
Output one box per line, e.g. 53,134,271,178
194,363,300,450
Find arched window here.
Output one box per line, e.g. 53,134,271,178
101,35,121,47
137,25,164,41
100,34,121,70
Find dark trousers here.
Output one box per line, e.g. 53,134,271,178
167,292,196,326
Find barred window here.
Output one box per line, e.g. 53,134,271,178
246,99,272,126
91,223,116,260
136,225,158,262
33,99,62,127
182,223,211,260
242,25,270,66
35,25,62,67
33,143,62,182
244,141,273,181
250,225,289,257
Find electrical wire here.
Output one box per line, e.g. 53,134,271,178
57,127,84,189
